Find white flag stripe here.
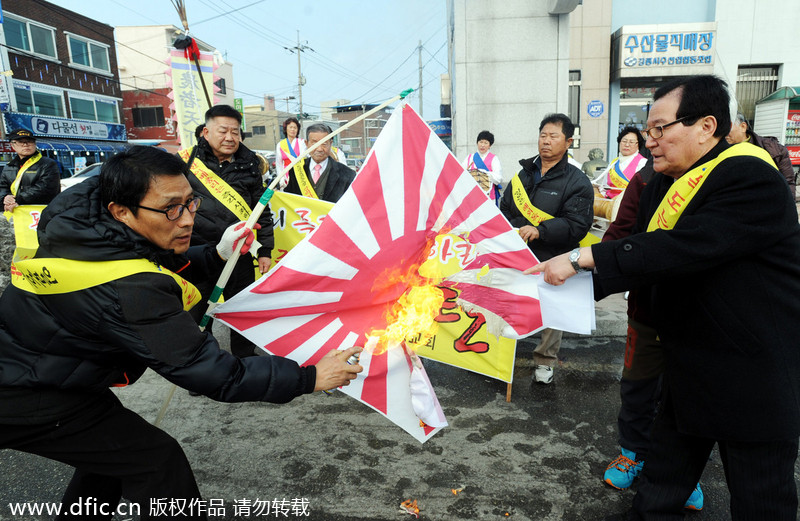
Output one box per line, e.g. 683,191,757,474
430,174,482,232
471,229,532,258
285,241,360,280
372,113,406,242
416,132,451,232
244,314,323,347
329,193,381,259
215,289,342,313
448,196,497,237
287,317,346,362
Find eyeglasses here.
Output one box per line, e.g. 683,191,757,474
642,116,693,139
133,195,202,221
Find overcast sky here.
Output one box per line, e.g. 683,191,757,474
54,0,448,119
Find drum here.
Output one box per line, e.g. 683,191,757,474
468,169,493,192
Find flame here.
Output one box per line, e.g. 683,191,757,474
366,232,480,356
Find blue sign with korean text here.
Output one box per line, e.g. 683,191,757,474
587,100,604,118
3,112,127,141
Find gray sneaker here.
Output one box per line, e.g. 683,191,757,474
533,364,554,384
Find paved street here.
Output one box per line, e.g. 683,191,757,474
2,302,798,520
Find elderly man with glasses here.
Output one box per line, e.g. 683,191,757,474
0,129,60,213
0,146,362,519
529,75,800,520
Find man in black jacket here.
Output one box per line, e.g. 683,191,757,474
179,105,272,358
284,123,356,203
0,129,60,212
499,113,593,384
530,75,800,520
0,146,361,519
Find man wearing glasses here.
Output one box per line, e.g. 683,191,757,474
179,105,274,359
0,146,361,518
529,75,800,520
0,129,60,213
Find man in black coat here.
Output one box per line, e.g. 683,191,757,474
0,146,361,519
499,113,594,385
284,123,356,203
529,75,800,520
179,105,273,358
0,129,60,212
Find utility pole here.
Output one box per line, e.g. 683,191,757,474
418,40,423,119
284,31,310,116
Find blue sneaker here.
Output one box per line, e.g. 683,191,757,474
604,447,643,490
684,483,704,511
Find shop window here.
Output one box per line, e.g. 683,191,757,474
66,34,111,73
736,65,779,124
4,15,57,59
69,96,119,123
15,87,64,117
252,125,266,135
132,106,165,128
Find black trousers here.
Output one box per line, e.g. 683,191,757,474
631,397,799,521
0,390,205,520
191,255,259,358
618,319,664,458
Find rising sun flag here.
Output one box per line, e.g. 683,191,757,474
213,104,546,442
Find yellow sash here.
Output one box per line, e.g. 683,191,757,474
178,148,252,221
293,158,319,199
510,174,600,247
10,152,42,196
647,143,776,232
11,257,201,311
279,138,299,165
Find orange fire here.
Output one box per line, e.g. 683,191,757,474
366,255,445,356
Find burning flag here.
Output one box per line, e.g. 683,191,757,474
213,104,544,441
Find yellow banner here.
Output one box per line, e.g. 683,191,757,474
647,142,775,232
269,191,330,269
510,173,599,247
6,204,46,261
170,50,214,150
269,190,517,382
12,257,201,311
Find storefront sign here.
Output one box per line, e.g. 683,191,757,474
612,22,716,80
3,113,127,141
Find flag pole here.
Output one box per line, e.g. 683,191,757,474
198,88,414,328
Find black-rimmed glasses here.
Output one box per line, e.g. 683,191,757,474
133,195,202,221
642,115,693,139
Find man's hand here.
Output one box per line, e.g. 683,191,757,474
525,247,594,286
3,195,18,213
313,346,363,392
518,225,540,243
217,222,261,260
258,256,270,274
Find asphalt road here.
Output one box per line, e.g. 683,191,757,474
3,332,797,521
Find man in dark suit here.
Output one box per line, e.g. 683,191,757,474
284,123,355,203
529,75,800,520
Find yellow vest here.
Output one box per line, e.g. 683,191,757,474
647,143,776,232
509,174,600,247
12,257,201,311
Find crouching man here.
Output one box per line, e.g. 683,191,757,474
0,146,361,520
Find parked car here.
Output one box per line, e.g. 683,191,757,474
60,163,103,192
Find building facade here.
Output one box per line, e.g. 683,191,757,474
0,0,128,175
448,0,800,168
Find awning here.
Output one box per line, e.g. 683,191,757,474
36,139,128,153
